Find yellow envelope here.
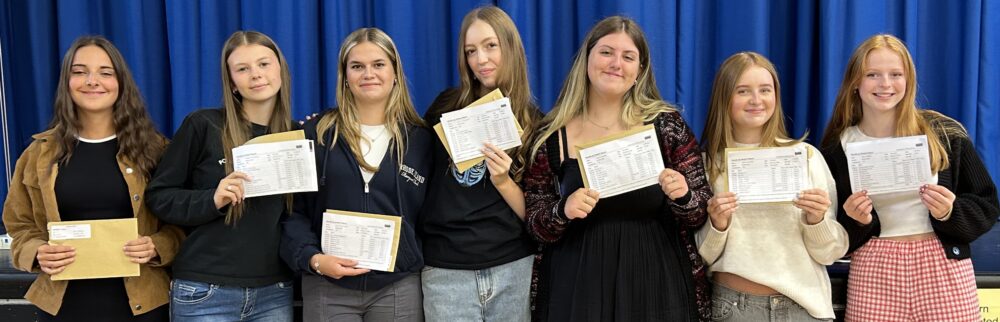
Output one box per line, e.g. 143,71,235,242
324,209,402,272
574,124,656,190
433,89,524,172
47,218,139,281
245,130,306,144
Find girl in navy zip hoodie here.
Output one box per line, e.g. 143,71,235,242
280,28,433,322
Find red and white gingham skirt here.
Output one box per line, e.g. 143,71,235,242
845,237,980,322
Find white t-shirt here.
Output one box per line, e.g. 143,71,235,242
841,126,937,237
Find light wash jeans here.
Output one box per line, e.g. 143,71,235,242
421,255,533,322
170,278,293,322
711,283,831,322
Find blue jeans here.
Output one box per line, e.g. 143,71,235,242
170,279,293,322
421,255,533,322
711,283,831,322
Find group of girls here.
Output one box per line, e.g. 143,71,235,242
4,4,997,322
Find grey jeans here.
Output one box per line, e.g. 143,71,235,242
301,273,423,322
711,283,831,322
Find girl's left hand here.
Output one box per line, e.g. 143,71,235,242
793,188,831,225
658,168,689,200
920,184,955,219
482,142,514,186
123,236,159,264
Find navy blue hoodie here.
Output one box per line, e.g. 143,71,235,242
280,109,433,291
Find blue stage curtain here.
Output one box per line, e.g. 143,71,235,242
2,1,998,267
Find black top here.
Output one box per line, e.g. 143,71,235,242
534,128,697,322
419,88,536,269
56,138,132,221
820,112,1000,259
52,138,167,322
281,108,434,291
146,109,293,287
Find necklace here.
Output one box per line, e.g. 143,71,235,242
584,114,615,131
361,125,388,157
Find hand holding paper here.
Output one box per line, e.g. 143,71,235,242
792,188,831,224
310,253,370,279
565,188,600,219
123,236,158,264
658,168,689,200
36,243,75,275
213,171,251,209
706,192,738,231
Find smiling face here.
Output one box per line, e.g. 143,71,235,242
227,44,282,106
68,45,119,115
346,41,395,107
586,32,640,99
730,66,776,137
464,19,503,90
858,48,906,115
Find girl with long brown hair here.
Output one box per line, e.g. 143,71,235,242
145,30,295,321
419,6,541,321
3,35,182,321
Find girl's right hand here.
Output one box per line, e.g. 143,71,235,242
843,190,873,225
565,188,599,220
310,254,370,279
214,171,251,209
707,192,738,231
36,243,75,275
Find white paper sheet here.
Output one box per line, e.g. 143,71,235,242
845,135,932,194
320,211,401,272
577,126,663,198
726,145,808,203
440,97,522,163
232,139,318,198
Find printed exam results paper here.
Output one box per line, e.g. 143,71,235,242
845,135,932,195
231,130,318,198
576,125,664,198
725,145,808,203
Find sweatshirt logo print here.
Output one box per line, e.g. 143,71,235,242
400,164,426,186
450,162,485,187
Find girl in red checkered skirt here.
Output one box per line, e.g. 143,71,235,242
819,34,1000,322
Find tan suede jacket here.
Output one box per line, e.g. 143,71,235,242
2,129,184,316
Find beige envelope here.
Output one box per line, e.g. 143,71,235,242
47,218,139,281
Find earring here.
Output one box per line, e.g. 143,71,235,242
232,87,238,94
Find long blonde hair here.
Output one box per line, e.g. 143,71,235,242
454,6,540,181
820,34,949,172
528,16,674,162
701,52,803,182
219,31,294,224
315,28,424,172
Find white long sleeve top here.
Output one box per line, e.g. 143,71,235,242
696,142,849,319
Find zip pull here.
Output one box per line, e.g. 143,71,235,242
364,181,370,193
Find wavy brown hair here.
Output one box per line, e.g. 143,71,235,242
528,16,675,164
49,35,166,179
454,6,541,181
701,52,804,182
219,31,294,224
820,34,949,172
316,28,424,172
